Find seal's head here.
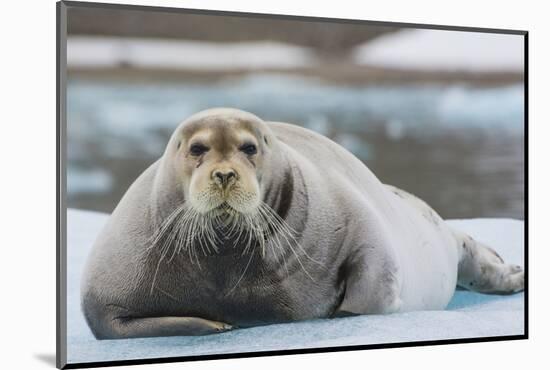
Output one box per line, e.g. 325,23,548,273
172,108,271,215
154,109,296,261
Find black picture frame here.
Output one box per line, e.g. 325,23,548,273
56,1,528,368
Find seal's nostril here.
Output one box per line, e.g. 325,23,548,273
213,169,236,185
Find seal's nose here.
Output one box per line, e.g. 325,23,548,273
212,169,237,188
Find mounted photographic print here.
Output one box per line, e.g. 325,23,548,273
56,1,528,368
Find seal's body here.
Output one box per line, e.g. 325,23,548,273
81,108,524,339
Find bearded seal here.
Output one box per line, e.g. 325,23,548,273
81,108,524,339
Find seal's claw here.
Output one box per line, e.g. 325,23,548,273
212,321,233,332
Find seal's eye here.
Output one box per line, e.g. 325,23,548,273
189,143,209,156
239,143,257,155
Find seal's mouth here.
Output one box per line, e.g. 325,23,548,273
215,202,231,211
213,202,237,216
190,184,260,215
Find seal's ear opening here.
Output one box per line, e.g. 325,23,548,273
264,136,269,145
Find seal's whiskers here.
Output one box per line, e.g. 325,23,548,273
149,200,321,289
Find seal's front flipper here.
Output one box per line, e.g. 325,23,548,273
334,249,402,316
98,316,233,339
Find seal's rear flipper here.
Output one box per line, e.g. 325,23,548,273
455,231,524,295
